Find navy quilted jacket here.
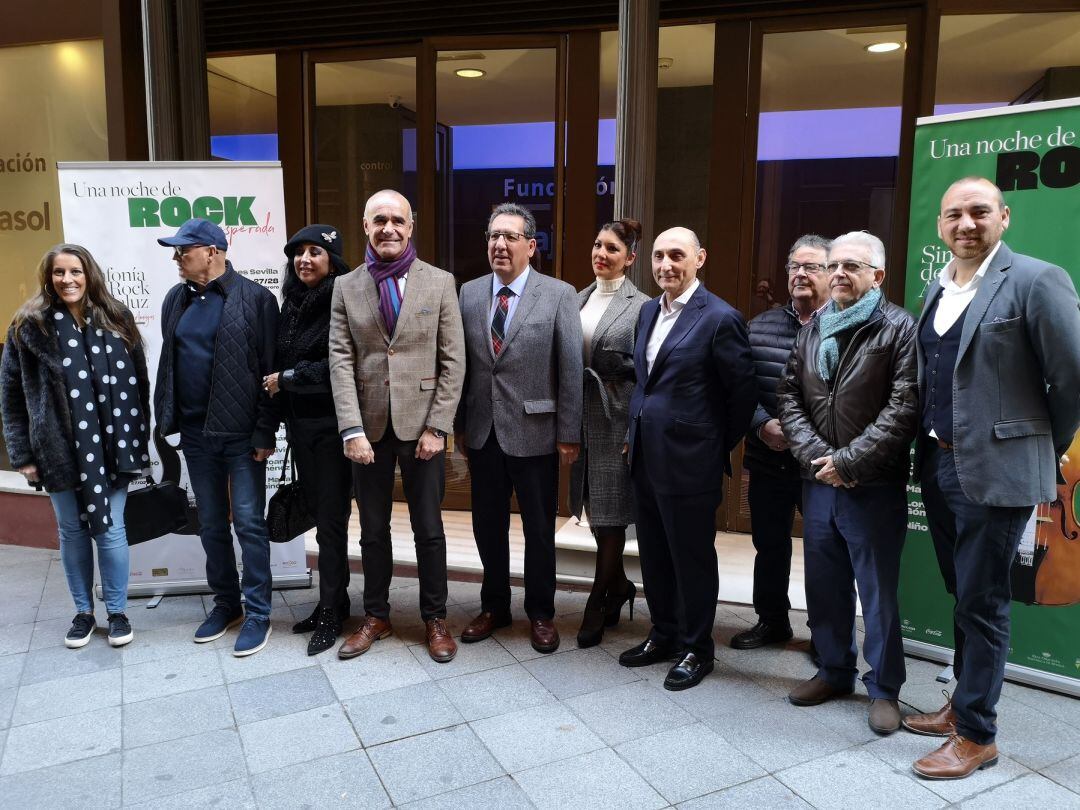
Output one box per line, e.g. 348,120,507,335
743,303,804,478
154,263,280,448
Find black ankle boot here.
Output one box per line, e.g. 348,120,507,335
292,605,320,634
307,606,341,656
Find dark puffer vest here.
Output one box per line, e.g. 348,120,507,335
154,263,279,447
743,304,805,478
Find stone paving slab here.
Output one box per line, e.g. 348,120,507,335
0,545,1076,808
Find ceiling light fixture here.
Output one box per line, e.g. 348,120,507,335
455,68,486,79
865,41,903,54
658,57,674,70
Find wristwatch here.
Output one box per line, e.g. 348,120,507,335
427,427,447,439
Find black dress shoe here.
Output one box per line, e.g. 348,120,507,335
664,652,714,691
618,638,676,668
730,621,793,650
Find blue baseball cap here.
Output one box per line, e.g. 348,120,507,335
157,218,228,251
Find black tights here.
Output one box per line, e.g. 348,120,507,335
587,525,629,608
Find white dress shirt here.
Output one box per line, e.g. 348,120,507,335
342,271,409,441
489,266,531,331
933,242,1000,336
645,279,700,375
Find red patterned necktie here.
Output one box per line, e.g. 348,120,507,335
491,286,513,355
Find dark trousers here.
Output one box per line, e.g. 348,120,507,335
180,427,272,620
631,452,722,659
289,414,352,615
469,429,558,620
747,470,802,626
920,442,1032,744
802,481,907,699
353,420,448,621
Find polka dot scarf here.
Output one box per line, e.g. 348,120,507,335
53,306,148,534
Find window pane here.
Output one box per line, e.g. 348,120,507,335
654,24,714,243
936,13,1080,113
208,55,278,160
0,40,108,472
436,48,557,283
314,58,418,269
598,30,617,231
752,26,905,318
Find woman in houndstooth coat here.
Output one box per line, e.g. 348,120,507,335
570,218,649,648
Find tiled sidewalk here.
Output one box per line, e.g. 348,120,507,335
0,543,1078,808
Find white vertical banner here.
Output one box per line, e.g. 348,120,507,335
56,161,309,595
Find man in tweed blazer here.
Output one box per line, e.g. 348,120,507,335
455,202,583,653
329,190,465,663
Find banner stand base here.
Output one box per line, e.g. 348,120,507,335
904,638,1080,698
96,569,313,601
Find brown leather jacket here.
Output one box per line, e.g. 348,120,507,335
777,297,918,486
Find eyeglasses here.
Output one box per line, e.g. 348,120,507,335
826,260,879,274
485,230,529,244
785,262,827,275
172,245,207,259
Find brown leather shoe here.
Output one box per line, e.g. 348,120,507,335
461,611,511,643
530,618,560,653
787,676,853,706
912,735,998,780
902,693,957,737
337,615,392,659
426,617,457,663
868,699,901,735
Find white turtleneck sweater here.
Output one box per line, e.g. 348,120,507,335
580,275,626,365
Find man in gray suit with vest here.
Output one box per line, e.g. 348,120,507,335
455,202,583,653
907,177,1080,779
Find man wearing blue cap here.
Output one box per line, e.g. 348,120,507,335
155,218,280,657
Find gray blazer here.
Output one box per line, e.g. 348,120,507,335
570,278,648,524
913,242,1080,507
457,268,584,457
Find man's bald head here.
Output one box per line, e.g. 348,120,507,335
941,176,1006,212
363,189,414,262
652,226,706,302
364,189,413,223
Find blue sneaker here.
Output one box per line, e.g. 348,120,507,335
233,616,272,657
194,605,244,643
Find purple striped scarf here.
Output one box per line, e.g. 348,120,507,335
366,241,416,336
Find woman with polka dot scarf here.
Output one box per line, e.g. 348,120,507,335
1,244,151,649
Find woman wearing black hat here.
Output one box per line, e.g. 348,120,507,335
263,225,353,655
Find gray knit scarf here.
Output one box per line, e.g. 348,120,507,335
817,287,882,382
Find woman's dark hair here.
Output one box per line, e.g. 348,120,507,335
13,243,142,349
599,217,642,256
281,241,351,298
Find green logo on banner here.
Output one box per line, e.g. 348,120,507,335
128,196,257,227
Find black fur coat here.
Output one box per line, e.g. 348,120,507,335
1,311,150,493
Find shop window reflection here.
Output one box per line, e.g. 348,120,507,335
207,55,278,160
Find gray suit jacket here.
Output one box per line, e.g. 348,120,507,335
913,242,1080,506
457,268,584,456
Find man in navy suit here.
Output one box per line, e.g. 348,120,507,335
619,226,757,690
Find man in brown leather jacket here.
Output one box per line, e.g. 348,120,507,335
777,230,918,736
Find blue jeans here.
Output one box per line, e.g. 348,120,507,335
50,486,130,615
181,428,273,620
802,481,907,700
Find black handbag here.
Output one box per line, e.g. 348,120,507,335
125,476,190,545
266,445,315,543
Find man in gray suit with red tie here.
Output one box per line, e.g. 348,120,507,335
455,202,583,653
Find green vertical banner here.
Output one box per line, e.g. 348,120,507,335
901,98,1080,696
